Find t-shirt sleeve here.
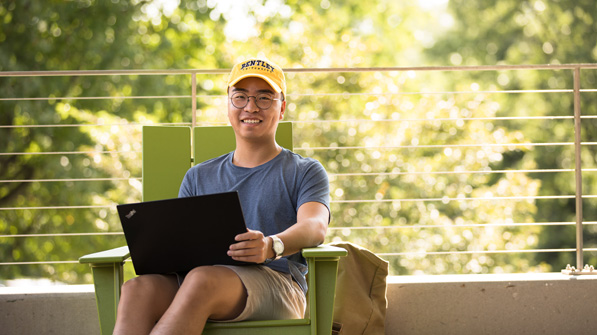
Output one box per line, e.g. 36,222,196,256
178,169,195,198
297,160,330,222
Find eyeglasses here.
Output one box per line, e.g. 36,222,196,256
229,92,283,110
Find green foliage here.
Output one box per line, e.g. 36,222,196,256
425,0,597,269
0,0,224,282
1,0,594,282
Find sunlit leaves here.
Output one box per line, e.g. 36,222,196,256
2,0,595,282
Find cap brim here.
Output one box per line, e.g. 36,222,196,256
228,74,282,93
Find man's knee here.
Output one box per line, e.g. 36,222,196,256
121,274,176,300
182,266,245,299
179,266,247,319
183,267,222,291
122,276,152,296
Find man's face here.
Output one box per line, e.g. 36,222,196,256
227,77,285,143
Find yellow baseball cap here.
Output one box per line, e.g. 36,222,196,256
227,57,286,97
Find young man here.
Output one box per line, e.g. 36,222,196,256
113,57,330,334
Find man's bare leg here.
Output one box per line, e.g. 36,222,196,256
150,266,248,334
113,274,179,335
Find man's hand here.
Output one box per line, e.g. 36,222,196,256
228,229,273,263
227,202,328,264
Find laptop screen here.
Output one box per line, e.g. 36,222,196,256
117,191,249,275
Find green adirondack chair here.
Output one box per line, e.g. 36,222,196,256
79,122,347,335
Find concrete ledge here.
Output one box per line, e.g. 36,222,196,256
0,285,99,335
2,274,597,335
386,273,597,335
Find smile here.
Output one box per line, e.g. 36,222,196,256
242,120,262,124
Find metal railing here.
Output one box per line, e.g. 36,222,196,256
1,64,597,279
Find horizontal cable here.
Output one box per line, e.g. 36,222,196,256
295,142,597,151
0,95,191,102
0,205,114,210
294,116,578,123
293,115,597,124
329,168,595,177
291,89,573,97
0,89,579,102
285,64,597,73
2,168,594,184
328,221,597,230
341,169,597,177
376,248,591,257
7,142,597,157
0,232,123,238
3,222,597,239
330,195,597,204
297,88,597,95
0,150,140,156
5,195,595,211
2,84,596,104
0,69,228,77
3,195,597,211
0,261,82,266
3,63,597,78
4,115,595,130
0,122,190,129
0,177,141,183
4,87,597,106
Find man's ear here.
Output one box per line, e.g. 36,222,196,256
279,100,286,120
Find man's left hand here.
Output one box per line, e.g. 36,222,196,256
228,229,273,263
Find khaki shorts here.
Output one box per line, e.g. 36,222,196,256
214,265,306,322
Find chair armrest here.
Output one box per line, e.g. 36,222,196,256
302,244,348,258
78,244,344,264
79,246,130,264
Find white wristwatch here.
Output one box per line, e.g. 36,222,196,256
264,235,284,264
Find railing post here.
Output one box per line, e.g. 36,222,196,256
191,72,197,128
191,72,197,163
573,66,583,270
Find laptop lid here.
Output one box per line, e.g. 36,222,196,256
117,191,249,275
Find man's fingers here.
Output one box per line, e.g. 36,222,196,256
229,238,262,250
234,228,263,242
227,246,263,263
228,232,268,263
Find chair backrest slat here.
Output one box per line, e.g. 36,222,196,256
142,126,191,201
193,126,236,164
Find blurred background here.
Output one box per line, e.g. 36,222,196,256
1,0,596,285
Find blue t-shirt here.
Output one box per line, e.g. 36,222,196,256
178,148,330,293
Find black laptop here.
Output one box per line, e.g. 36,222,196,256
117,191,249,275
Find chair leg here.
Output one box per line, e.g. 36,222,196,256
308,258,340,335
90,262,124,335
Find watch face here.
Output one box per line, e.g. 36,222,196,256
273,238,284,255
